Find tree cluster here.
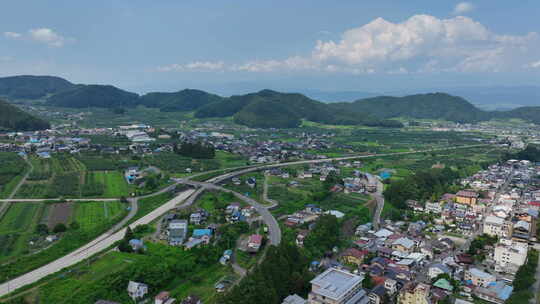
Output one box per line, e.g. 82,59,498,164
506,249,539,304
383,167,462,210
218,242,312,304
174,141,215,159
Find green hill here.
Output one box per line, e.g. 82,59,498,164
196,90,401,128
47,85,139,108
0,75,75,100
495,107,540,124
139,89,224,112
0,99,50,131
331,93,490,123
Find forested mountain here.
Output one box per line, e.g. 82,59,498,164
2,75,540,127
331,93,490,123
196,90,401,128
139,89,224,112
47,85,140,108
494,107,540,124
0,75,75,100
0,99,50,131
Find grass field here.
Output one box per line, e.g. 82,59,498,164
73,201,127,232
84,171,131,198
168,263,235,304
0,203,44,262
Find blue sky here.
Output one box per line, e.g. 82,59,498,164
1,0,539,94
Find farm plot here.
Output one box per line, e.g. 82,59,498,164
27,157,53,181
0,152,28,198
0,203,44,261
46,202,74,230
14,182,50,199
83,171,129,198
73,201,127,232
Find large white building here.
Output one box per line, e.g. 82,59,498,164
308,268,368,304
483,215,512,238
494,239,528,269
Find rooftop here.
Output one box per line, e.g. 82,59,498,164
310,268,364,300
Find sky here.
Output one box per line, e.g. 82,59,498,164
1,0,540,95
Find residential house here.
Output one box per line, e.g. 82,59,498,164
181,295,202,304
341,248,368,266
282,294,307,304
474,281,513,304
155,291,176,304
428,263,451,279
456,190,479,206
127,281,148,302
168,219,188,246
464,268,496,287
192,229,212,244
397,282,430,304
247,234,263,253
368,284,386,304
391,238,415,254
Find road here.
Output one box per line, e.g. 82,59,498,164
0,158,33,219
0,189,195,297
0,143,489,296
371,178,385,230
178,180,282,246
262,174,278,208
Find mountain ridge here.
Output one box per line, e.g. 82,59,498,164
2,75,540,127
0,99,50,131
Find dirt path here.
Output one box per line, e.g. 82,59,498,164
0,158,34,220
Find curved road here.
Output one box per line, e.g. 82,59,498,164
0,189,195,297
0,143,488,297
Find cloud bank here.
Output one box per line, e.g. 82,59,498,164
159,14,539,75
4,28,67,47
453,2,475,15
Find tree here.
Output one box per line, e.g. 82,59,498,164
36,224,49,235
69,221,80,230
362,273,375,289
53,223,67,233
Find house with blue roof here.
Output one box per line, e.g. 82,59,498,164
192,229,212,244
474,281,513,304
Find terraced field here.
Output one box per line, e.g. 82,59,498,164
0,203,44,262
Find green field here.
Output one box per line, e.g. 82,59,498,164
73,201,127,232
0,203,44,262
83,171,130,198
0,152,28,199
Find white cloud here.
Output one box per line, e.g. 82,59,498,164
158,14,539,75
453,2,475,15
28,28,65,47
4,32,22,39
526,60,540,69
157,61,225,72
4,28,68,47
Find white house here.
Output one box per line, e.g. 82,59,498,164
127,281,148,301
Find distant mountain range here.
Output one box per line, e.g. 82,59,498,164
0,99,50,131
303,86,540,110
1,75,540,128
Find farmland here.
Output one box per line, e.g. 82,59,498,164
14,154,132,199
0,203,44,263
0,152,28,198
0,201,128,283
73,201,127,232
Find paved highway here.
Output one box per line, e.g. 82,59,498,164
0,189,195,297
177,180,282,245
0,143,488,297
